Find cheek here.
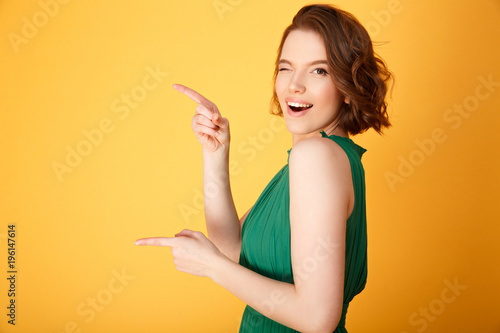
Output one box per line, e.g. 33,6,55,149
275,75,288,96
318,83,343,107
275,78,287,108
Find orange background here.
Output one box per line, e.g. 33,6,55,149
1,0,499,332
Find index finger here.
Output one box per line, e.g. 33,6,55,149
172,84,214,108
134,237,176,247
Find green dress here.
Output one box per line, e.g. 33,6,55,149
238,130,368,333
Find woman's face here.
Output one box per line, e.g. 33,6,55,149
275,29,348,139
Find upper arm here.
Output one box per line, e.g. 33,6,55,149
288,137,353,331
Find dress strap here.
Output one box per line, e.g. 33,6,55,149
286,130,367,163
319,130,367,158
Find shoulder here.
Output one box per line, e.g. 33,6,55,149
288,137,350,176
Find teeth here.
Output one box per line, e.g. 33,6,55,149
288,101,312,108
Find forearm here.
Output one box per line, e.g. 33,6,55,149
210,255,341,333
202,146,241,261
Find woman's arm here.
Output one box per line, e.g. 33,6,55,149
173,84,242,262
210,137,352,332
136,136,353,332
202,146,242,262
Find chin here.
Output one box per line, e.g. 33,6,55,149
284,120,318,136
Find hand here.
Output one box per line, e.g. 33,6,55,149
173,84,230,153
134,229,224,279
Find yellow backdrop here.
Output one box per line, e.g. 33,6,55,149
1,0,499,332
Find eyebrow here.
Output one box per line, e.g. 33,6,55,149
278,59,329,66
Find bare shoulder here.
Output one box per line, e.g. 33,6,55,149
288,137,350,175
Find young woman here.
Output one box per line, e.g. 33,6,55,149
135,4,392,332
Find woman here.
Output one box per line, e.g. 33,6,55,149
135,4,392,332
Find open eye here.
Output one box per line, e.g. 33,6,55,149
313,68,329,75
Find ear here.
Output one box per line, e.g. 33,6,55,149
344,96,350,104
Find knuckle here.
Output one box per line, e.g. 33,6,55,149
200,115,209,124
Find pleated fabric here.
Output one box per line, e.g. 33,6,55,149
238,130,367,333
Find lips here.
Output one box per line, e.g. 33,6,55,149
285,100,312,117
286,98,313,112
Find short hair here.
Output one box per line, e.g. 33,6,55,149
270,4,394,135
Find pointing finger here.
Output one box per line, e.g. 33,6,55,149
134,237,177,247
173,84,214,108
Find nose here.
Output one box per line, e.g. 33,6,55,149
288,71,306,94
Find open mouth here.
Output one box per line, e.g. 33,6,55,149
288,101,313,112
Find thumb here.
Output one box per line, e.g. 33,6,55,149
213,112,228,129
175,229,196,238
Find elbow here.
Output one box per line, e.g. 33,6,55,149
307,322,339,333
302,309,341,333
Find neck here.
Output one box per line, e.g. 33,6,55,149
292,125,348,146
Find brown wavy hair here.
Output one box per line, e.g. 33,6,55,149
270,4,393,135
